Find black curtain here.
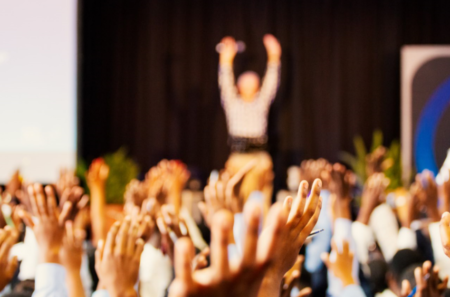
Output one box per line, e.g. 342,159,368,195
78,0,450,190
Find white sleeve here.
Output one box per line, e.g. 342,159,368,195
397,227,417,250
369,204,399,262
32,263,68,297
92,290,110,297
339,285,367,297
429,222,450,287
352,221,375,265
328,218,360,297
218,65,238,106
258,62,280,106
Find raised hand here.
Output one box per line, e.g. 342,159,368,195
219,36,238,65
163,160,190,214
280,255,312,297
439,212,450,258
56,168,80,197
60,221,86,272
416,171,440,222
400,261,448,297
328,163,354,201
156,204,189,262
19,184,72,263
258,179,322,297
59,186,89,222
60,221,87,297
263,34,281,63
169,201,287,297
124,179,148,212
199,160,256,226
4,170,21,201
87,158,109,246
95,217,144,297
86,158,109,191
321,240,356,288
441,169,450,214
398,181,421,228
192,247,210,271
357,172,389,225
0,226,19,291
365,146,387,178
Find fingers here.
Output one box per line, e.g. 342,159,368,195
77,195,90,210
127,221,139,256
257,202,288,264
192,247,210,271
18,209,34,228
104,221,120,256
342,240,350,256
0,229,10,258
440,212,450,256
210,210,232,279
401,279,412,297
174,237,195,286
415,265,426,291
28,185,40,217
65,221,74,244
45,186,58,219
134,238,144,262
114,217,131,256
320,252,330,269
198,202,209,224
241,202,261,269
34,184,48,218
283,196,293,214
95,239,104,269
288,181,309,223
138,215,154,241
58,202,72,226
297,287,312,297
6,256,18,280
296,197,322,245
295,180,322,233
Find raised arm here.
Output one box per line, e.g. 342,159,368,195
259,34,281,105
87,158,109,247
218,36,239,103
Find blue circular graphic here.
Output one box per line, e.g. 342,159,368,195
414,76,450,175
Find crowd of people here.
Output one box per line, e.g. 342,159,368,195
0,150,449,297
0,32,449,297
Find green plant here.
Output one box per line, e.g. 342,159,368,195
384,140,402,190
339,130,402,190
103,148,139,204
76,148,139,204
76,158,89,195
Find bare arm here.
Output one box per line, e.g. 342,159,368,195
87,158,109,247
60,222,86,297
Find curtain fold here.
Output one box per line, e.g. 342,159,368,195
79,0,450,189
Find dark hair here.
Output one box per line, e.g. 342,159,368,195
399,263,422,289
389,249,424,283
368,259,389,293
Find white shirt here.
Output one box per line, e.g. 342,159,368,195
429,222,450,287
139,243,173,297
218,62,280,138
32,263,68,297
352,204,417,266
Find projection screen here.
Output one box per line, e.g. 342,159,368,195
0,0,78,183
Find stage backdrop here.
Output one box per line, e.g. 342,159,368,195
78,0,450,190
401,46,450,184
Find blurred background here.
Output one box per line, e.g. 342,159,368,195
2,0,450,194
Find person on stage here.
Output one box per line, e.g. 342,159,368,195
217,34,281,210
